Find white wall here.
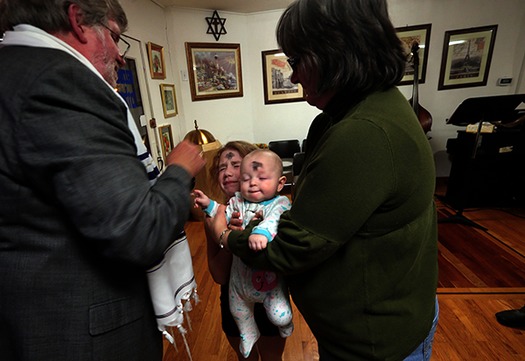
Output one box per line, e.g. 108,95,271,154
166,8,256,143
121,0,525,176
245,10,320,146
119,0,179,159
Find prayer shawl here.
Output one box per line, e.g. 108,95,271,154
1,25,198,358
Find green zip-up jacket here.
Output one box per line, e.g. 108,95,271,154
228,87,438,360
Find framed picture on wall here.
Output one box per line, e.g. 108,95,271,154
159,83,177,118
395,24,432,86
158,124,174,162
261,49,304,104
147,42,166,79
438,25,498,90
185,42,243,101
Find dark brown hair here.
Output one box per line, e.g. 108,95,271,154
276,0,406,97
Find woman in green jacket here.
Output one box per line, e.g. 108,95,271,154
214,0,439,360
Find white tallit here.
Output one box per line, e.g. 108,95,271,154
1,24,198,357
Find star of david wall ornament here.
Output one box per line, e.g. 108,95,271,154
206,10,227,41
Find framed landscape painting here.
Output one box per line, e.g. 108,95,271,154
185,42,243,101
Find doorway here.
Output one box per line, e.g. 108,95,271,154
116,36,163,169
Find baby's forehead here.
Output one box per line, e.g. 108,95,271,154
245,159,264,172
242,152,275,168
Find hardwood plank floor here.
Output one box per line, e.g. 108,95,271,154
162,220,319,361
432,178,525,360
163,179,525,360
433,295,525,360
436,207,525,288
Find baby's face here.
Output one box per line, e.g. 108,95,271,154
240,152,282,203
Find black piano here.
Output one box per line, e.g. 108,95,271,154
444,94,525,211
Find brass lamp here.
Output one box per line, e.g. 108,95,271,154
183,120,222,220
184,120,216,147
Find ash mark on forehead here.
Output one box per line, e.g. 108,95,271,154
251,161,262,171
225,152,234,160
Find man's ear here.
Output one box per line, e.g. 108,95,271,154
67,3,88,44
276,175,287,192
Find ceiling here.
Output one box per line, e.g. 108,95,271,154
150,0,294,13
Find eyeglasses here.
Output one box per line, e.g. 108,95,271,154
287,57,300,70
100,23,131,58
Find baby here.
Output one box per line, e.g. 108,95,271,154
194,149,293,358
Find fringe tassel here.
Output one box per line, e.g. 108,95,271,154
193,289,200,305
160,289,200,360
163,328,179,354
163,297,199,360
162,330,174,344
177,325,193,361
184,309,193,332
184,299,193,312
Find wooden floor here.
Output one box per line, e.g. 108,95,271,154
163,178,525,360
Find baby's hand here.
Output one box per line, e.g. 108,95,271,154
193,189,209,209
248,234,268,251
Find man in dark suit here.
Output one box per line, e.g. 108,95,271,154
0,1,205,360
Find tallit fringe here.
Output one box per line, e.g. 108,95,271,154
160,290,198,361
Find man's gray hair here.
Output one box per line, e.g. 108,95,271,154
0,0,127,34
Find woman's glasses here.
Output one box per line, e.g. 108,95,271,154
287,57,300,70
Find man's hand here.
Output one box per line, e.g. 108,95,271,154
166,140,205,177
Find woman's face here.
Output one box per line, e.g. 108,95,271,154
290,60,335,110
217,148,243,197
